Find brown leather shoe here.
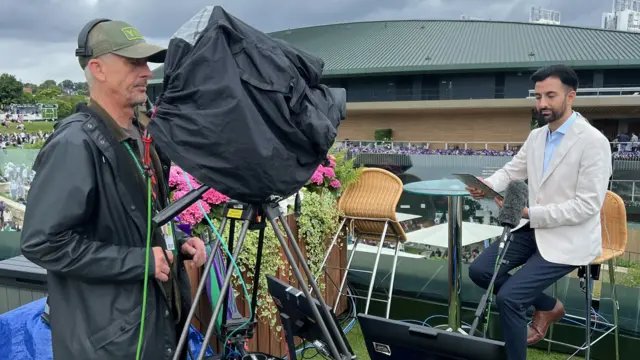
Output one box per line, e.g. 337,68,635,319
527,300,565,345
527,325,541,344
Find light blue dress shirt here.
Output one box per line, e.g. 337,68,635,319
543,111,578,174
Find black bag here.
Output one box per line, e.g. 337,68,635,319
148,6,345,203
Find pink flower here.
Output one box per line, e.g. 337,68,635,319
169,166,206,192
330,179,341,188
327,155,336,161
328,159,336,167
202,188,229,205
173,189,211,225
169,166,184,188
310,169,324,185
321,166,335,178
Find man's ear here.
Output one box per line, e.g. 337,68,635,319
87,58,106,82
566,87,577,105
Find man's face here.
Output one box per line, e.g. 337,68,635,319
89,54,152,107
533,76,575,124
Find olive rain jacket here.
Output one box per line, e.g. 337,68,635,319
20,104,193,360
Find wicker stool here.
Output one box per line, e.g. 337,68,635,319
543,191,626,360
315,168,407,318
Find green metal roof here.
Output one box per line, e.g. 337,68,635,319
150,19,640,82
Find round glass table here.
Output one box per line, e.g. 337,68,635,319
403,179,469,333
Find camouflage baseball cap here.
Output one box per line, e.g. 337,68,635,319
78,20,166,69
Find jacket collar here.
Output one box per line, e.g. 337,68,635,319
87,99,148,143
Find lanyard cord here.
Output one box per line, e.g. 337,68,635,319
122,132,154,360
135,167,152,360
123,142,146,177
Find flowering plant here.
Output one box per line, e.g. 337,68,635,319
305,149,362,197
168,166,229,236
306,154,342,196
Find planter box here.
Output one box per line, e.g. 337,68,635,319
185,214,348,356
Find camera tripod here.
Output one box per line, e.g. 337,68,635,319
167,197,353,360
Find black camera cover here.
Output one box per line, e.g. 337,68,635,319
148,6,344,203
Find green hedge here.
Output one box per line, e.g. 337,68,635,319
374,128,393,141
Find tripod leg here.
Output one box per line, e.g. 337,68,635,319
173,218,228,360
196,219,253,360
221,219,236,342
249,218,267,324
266,206,350,360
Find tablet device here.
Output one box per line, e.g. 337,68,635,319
452,173,504,200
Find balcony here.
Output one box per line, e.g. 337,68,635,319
528,87,640,98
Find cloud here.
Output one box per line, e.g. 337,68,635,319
0,0,611,84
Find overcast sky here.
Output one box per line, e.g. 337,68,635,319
0,0,609,84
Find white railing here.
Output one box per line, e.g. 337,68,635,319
336,140,639,152
528,87,640,98
610,179,640,203
335,140,524,150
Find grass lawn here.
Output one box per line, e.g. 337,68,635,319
0,121,55,134
302,322,582,359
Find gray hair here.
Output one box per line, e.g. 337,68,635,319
84,65,95,88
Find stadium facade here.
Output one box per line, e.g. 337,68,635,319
149,18,640,147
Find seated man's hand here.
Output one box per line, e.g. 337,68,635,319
466,177,487,200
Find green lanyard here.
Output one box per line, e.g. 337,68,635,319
123,141,177,255
123,142,146,178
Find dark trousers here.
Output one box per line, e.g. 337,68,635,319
468,224,577,360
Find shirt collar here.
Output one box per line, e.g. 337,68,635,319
548,111,578,137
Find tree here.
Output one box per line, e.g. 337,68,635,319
23,83,38,94
60,79,74,90
18,92,37,104
56,100,74,119
74,81,89,96
0,73,24,105
35,87,62,102
39,79,58,90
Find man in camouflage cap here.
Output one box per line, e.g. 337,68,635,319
21,19,206,360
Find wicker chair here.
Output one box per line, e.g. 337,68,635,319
316,168,407,318
543,191,627,360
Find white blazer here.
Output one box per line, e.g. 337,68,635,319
485,114,612,266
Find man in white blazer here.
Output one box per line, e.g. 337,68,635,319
466,64,612,360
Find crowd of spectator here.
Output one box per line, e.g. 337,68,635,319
337,140,640,160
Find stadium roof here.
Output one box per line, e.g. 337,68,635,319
151,19,640,81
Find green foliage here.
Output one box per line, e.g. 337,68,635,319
615,261,640,288
39,79,58,91
0,73,25,105
35,87,62,101
374,128,393,141
296,189,342,278
330,148,362,194
60,79,74,90
530,118,538,130
209,217,289,332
